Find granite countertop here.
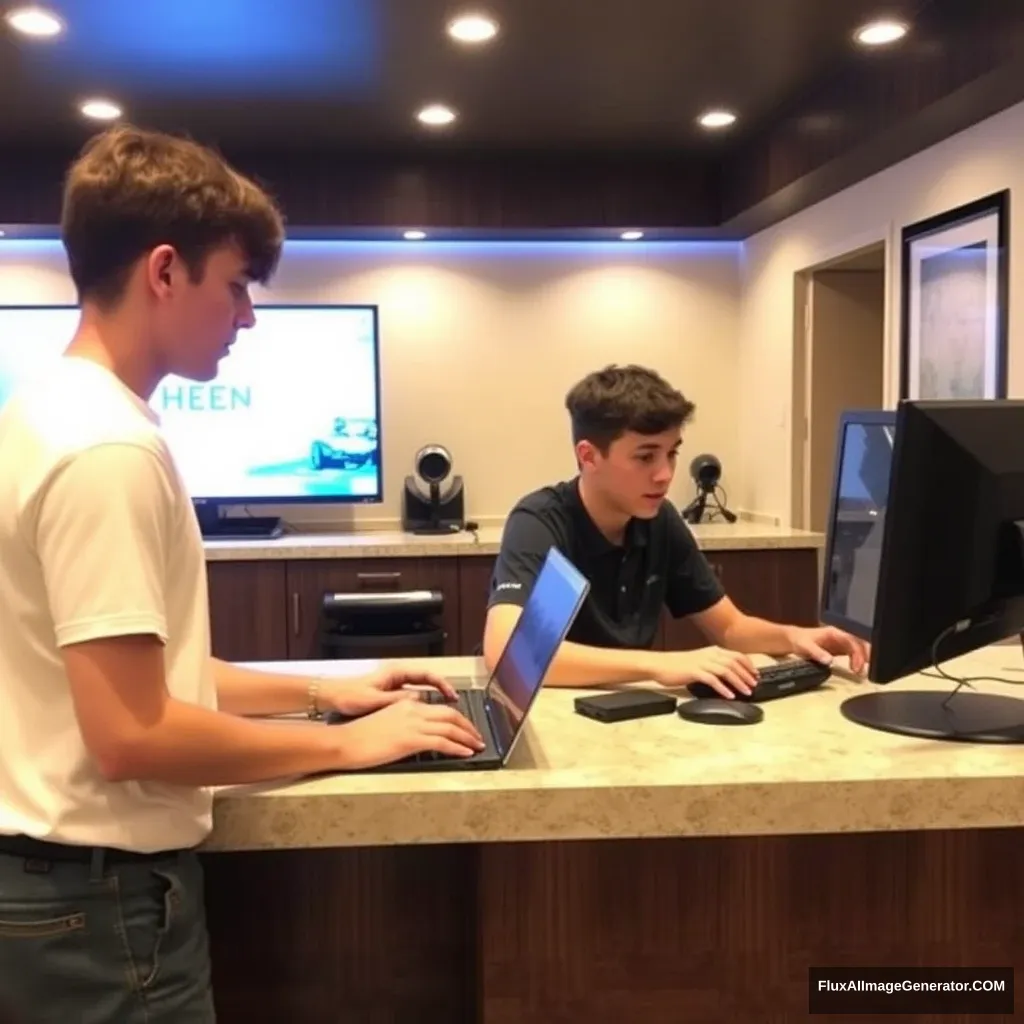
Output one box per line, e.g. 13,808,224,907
204,645,1024,852
203,521,825,561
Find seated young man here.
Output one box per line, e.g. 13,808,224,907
483,364,867,697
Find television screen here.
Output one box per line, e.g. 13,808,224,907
0,305,383,504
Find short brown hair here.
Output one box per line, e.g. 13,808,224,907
61,124,285,307
565,364,695,450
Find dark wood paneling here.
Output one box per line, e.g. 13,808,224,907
206,561,289,662
458,554,496,657
236,150,720,230
202,549,818,662
284,557,462,660
202,827,1024,1023
719,0,1024,233
774,547,821,626
203,844,478,1024
0,146,719,231
478,830,1024,1023
661,549,819,650
709,549,783,616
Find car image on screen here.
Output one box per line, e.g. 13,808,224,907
310,417,379,471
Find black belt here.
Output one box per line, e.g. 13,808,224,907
0,833,184,866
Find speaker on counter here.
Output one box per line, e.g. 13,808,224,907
402,444,466,535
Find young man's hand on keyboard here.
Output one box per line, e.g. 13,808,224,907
648,647,759,699
781,625,870,674
319,665,458,717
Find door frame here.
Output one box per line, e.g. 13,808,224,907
789,226,895,530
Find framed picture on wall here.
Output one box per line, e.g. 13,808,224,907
899,189,1009,400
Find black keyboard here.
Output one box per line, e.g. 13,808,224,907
423,690,470,712
414,689,483,761
686,658,831,703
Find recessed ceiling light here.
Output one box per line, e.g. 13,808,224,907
4,6,64,38
447,12,499,44
854,19,908,46
416,103,457,127
403,230,427,240
620,230,644,241
698,109,737,129
80,98,123,121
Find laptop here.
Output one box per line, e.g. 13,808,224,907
328,546,589,773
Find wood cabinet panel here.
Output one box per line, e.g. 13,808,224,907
284,557,462,660
204,828,1024,1023
203,547,820,663
773,547,820,626
458,555,496,656
711,549,788,616
204,843,477,1024
477,829,1024,1023
660,549,820,651
207,561,289,661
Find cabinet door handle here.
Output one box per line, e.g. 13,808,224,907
291,592,301,636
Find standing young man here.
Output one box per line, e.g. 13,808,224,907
0,126,482,1023
484,364,868,695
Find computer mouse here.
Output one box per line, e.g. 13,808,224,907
676,698,764,725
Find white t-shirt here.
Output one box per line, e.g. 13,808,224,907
0,356,216,852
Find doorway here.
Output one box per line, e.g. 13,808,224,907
791,242,886,533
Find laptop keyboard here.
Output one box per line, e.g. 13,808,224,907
424,689,460,707
410,689,483,762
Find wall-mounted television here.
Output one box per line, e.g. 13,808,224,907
0,304,383,538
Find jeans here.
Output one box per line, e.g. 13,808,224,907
0,846,215,1024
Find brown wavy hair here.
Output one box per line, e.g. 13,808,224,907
61,124,285,308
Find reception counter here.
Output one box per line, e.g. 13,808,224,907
201,645,1024,1023
201,520,825,561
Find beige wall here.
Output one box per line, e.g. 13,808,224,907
11,96,1018,532
738,99,1024,525
0,240,741,529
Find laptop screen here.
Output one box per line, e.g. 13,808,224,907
484,547,589,761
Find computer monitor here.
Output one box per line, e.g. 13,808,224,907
820,400,1024,743
819,410,896,641
0,304,383,536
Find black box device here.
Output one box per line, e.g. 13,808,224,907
574,690,677,723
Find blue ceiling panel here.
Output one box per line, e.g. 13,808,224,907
18,0,380,95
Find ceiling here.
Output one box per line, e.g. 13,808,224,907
1,0,1023,235
0,0,930,151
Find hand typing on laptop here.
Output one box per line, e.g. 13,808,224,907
329,699,485,769
320,547,591,775
315,664,460,717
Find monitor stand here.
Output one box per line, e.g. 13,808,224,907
840,690,1024,744
410,495,459,536
841,525,1024,743
195,502,283,540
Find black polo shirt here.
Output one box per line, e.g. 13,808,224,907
487,478,725,649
